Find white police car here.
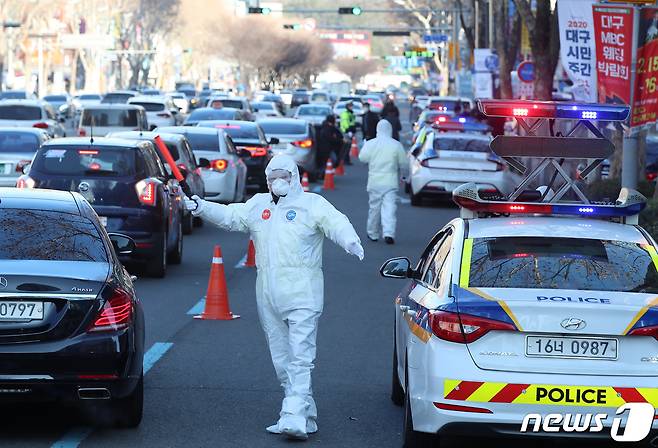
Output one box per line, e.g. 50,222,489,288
382,101,658,446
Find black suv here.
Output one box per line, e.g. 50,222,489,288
18,137,184,277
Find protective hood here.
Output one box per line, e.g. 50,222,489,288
376,119,393,139
265,154,303,198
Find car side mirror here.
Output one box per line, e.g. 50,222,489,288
380,257,413,279
177,166,189,179
269,137,280,145
198,157,211,168
170,108,179,115
108,233,136,255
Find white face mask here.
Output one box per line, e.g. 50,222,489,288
271,178,291,197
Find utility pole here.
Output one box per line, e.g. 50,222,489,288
488,0,494,48
622,8,640,189
2,21,21,91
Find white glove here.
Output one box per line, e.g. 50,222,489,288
184,195,205,216
347,241,364,261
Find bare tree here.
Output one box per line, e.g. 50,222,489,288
334,58,380,85
514,0,560,100
494,1,521,98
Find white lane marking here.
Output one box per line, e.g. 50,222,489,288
50,342,174,448
187,297,206,315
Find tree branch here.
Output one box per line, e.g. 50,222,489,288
513,0,536,36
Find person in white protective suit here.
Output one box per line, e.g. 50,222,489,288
183,154,364,440
358,119,408,245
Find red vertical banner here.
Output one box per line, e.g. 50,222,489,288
632,7,658,127
593,5,634,104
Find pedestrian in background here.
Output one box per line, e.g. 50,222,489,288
362,102,379,141
184,154,364,441
339,102,357,165
359,120,407,245
381,99,402,141
316,114,343,178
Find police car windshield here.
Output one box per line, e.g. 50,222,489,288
467,237,658,293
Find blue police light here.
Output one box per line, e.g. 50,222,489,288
555,103,627,120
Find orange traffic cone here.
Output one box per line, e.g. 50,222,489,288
350,136,359,158
323,160,335,191
244,239,256,267
301,172,310,192
194,245,239,320
335,161,345,176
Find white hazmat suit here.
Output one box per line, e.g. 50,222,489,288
184,154,363,440
358,120,408,242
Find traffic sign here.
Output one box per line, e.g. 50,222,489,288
517,61,535,83
423,34,448,43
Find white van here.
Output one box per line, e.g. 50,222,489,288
78,104,148,137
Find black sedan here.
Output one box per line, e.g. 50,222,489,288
0,188,144,427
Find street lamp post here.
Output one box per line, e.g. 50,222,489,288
2,21,21,91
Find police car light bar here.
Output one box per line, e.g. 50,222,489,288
452,183,646,218
477,100,630,121
431,121,492,133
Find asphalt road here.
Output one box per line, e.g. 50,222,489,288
0,105,629,448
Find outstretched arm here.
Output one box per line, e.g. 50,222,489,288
185,195,250,233
311,195,364,260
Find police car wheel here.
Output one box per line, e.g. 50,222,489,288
391,328,404,406
403,361,438,447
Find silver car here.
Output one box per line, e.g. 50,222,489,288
0,100,66,138
257,118,316,176
293,104,333,127
0,128,49,187
156,126,248,203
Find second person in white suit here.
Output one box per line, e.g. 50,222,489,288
358,120,408,244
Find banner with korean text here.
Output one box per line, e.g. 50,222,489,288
632,7,658,127
592,5,634,104
558,0,597,102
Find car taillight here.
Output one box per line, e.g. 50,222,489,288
78,128,87,136
157,112,172,118
629,325,658,340
32,122,49,129
293,139,313,149
16,160,31,173
241,146,267,157
210,159,228,172
16,175,35,189
88,287,133,332
428,311,516,343
647,172,658,182
135,179,157,206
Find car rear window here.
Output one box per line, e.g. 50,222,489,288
101,93,134,104
79,94,101,100
0,92,27,100
0,209,107,262
259,121,306,135
0,132,40,153
130,102,165,112
183,133,222,152
44,95,67,102
0,105,42,120
33,146,136,177
253,102,274,110
467,237,658,293
429,100,471,112
82,109,139,127
433,138,489,152
202,123,259,140
213,100,243,109
188,109,236,121
311,93,329,102
298,106,331,116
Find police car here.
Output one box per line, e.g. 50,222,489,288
382,101,658,446
406,120,521,206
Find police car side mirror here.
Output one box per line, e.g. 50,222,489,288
380,257,412,279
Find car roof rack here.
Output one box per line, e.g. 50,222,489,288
453,100,646,224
